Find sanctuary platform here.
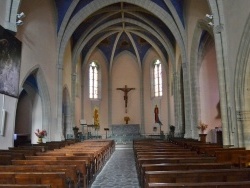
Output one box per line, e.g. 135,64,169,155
110,124,141,144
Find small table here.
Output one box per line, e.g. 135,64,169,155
104,128,109,139
199,134,207,143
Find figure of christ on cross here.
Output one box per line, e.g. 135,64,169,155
117,85,135,113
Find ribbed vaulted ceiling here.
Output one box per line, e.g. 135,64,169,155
55,0,184,65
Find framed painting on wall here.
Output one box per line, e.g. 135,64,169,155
0,25,22,98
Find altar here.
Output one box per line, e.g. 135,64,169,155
110,124,141,144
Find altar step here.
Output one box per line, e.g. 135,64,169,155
115,143,133,150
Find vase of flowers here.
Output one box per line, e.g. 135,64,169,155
73,126,79,139
169,125,175,138
197,121,208,134
124,116,130,124
35,129,47,144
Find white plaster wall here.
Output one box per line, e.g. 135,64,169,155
222,0,250,95
199,45,221,142
15,92,32,134
0,0,8,26
31,94,42,144
143,49,169,135
15,0,58,139
112,52,140,125
0,94,18,149
185,0,210,60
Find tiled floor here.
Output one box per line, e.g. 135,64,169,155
91,145,140,188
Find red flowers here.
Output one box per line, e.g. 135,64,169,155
35,129,47,138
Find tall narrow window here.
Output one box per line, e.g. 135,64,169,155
153,59,163,97
89,61,99,99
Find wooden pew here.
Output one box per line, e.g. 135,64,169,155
137,157,216,167
9,145,48,152
238,155,250,168
0,165,78,187
215,150,250,166
12,160,88,188
202,147,246,156
0,172,67,188
2,149,36,156
25,155,93,183
0,185,51,188
0,155,12,165
148,181,250,187
144,168,250,188
0,151,25,160
140,162,232,187
136,153,198,159
136,157,216,178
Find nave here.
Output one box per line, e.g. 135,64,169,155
2,137,250,187
91,144,139,188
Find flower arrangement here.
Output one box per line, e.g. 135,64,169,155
170,125,175,132
35,129,47,138
197,121,208,134
124,116,130,124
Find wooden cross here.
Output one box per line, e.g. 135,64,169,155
117,85,135,113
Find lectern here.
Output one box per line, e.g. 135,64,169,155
80,119,87,140
104,128,109,139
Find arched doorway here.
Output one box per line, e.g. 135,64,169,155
198,32,221,143
15,73,42,145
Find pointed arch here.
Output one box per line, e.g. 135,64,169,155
62,85,72,139
235,13,250,148
20,66,51,141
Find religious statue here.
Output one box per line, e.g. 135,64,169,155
154,105,162,125
93,108,100,129
117,85,135,113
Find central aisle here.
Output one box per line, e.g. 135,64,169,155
91,146,140,188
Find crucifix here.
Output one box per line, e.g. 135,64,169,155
117,85,135,113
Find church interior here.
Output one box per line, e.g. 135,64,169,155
1,0,250,187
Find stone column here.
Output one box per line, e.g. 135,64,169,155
56,63,64,141
213,25,231,146
182,62,194,138
71,73,77,128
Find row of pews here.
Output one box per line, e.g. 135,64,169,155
0,139,115,188
134,138,250,188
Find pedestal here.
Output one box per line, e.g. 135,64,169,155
104,128,109,139
199,134,207,143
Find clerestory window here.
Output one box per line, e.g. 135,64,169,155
89,61,100,99
153,59,163,97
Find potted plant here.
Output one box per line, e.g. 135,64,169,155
169,125,175,138
72,126,79,139
72,126,79,132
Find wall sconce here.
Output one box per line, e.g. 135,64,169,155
208,22,214,26
17,12,25,19
16,20,23,26
205,14,213,20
